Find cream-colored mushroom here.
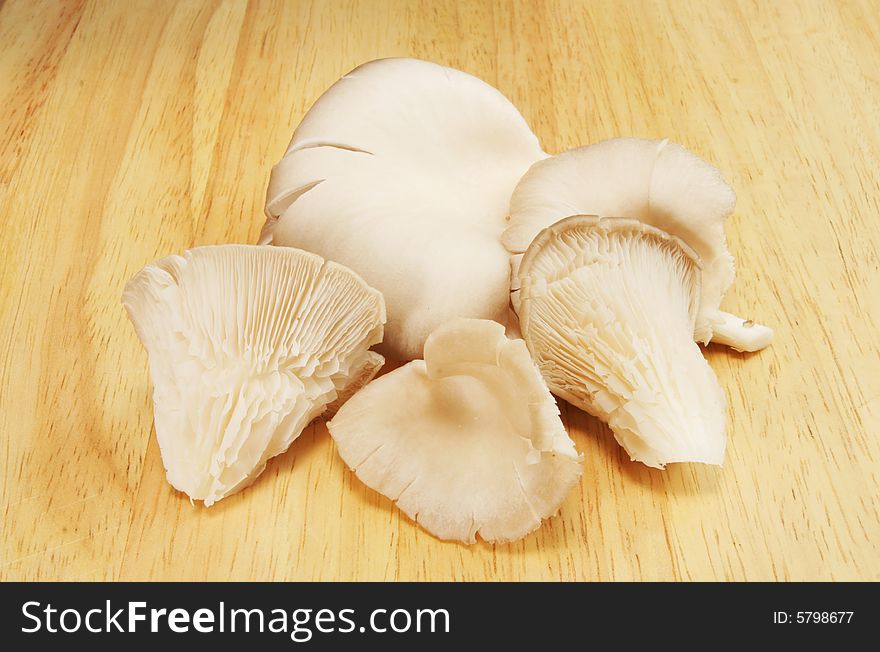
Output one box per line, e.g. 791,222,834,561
514,216,727,468
262,58,545,361
327,318,582,543
122,245,385,505
503,138,772,351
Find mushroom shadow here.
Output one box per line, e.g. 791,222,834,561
562,399,722,497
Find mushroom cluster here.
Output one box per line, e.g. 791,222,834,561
123,58,771,542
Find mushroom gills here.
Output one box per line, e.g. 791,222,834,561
515,216,727,468
322,350,385,417
328,318,582,544
123,245,385,505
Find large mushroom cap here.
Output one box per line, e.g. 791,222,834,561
327,318,582,543
262,58,545,361
122,245,385,505
515,216,727,468
503,138,772,350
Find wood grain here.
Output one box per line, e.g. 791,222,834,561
1,0,878,581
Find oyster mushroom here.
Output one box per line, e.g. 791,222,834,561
513,216,726,468
122,245,385,505
327,318,582,543
262,58,545,361
503,138,772,351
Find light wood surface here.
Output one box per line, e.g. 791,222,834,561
2,0,878,581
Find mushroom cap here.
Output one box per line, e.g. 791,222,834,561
122,245,385,505
262,58,545,361
515,216,727,468
327,318,582,543
503,138,737,343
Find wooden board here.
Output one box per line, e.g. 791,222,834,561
2,0,878,581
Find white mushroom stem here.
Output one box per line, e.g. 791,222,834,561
710,311,774,352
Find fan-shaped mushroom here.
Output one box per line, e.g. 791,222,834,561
514,216,726,468
503,138,772,351
122,245,385,505
262,58,545,361
327,318,582,543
